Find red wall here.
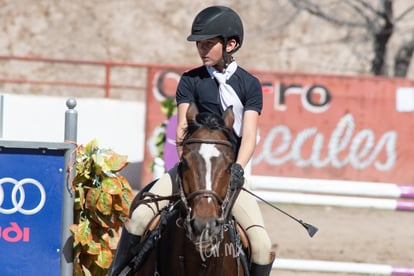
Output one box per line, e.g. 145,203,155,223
142,66,414,186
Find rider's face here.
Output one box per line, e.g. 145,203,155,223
196,38,224,68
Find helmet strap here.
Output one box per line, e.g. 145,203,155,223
222,38,229,69
222,37,233,70
221,37,240,70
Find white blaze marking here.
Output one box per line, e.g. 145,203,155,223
199,144,221,202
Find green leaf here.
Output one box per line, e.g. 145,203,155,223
93,149,128,175
85,188,100,211
101,177,123,195
86,240,101,255
104,150,128,172
121,190,133,213
97,191,112,216
75,219,92,246
118,175,131,189
95,247,112,269
92,150,108,176
85,139,99,156
161,98,177,118
77,184,85,210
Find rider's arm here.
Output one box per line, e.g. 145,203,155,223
235,110,259,168
176,102,190,157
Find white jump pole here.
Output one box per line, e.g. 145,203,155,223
249,175,414,199
274,259,414,275
249,175,414,211
253,190,414,211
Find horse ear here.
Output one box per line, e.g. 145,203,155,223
186,102,199,122
223,106,235,130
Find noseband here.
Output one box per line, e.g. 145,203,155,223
178,137,234,241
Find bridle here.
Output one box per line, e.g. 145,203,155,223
177,137,236,242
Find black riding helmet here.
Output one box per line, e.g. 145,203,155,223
187,6,244,55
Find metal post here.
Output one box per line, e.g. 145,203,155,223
64,98,78,142
61,98,78,276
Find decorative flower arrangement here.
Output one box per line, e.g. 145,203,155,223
70,139,133,275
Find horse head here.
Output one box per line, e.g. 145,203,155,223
178,102,235,252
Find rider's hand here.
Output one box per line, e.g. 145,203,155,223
230,163,244,190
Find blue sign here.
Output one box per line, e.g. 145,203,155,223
0,147,66,276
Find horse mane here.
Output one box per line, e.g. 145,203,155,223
179,112,234,146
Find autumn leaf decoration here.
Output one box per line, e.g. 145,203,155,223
70,139,133,276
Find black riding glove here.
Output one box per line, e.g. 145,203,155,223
230,163,244,191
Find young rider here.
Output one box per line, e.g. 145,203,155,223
110,6,275,276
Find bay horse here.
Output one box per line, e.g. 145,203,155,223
128,103,249,276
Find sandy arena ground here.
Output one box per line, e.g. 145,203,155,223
262,203,414,276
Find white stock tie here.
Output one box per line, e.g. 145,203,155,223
207,62,244,137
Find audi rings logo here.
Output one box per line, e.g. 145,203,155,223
0,178,46,215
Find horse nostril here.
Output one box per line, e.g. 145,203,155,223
192,217,221,236
209,218,222,235
192,217,206,235
209,218,218,228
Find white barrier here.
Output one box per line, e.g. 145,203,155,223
249,176,414,198
274,259,414,275
249,176,414,274
0,94,145,162
249,175,414,211
253,190,414,211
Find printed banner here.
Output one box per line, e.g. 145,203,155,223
0,147,66,275
142,66,414,186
